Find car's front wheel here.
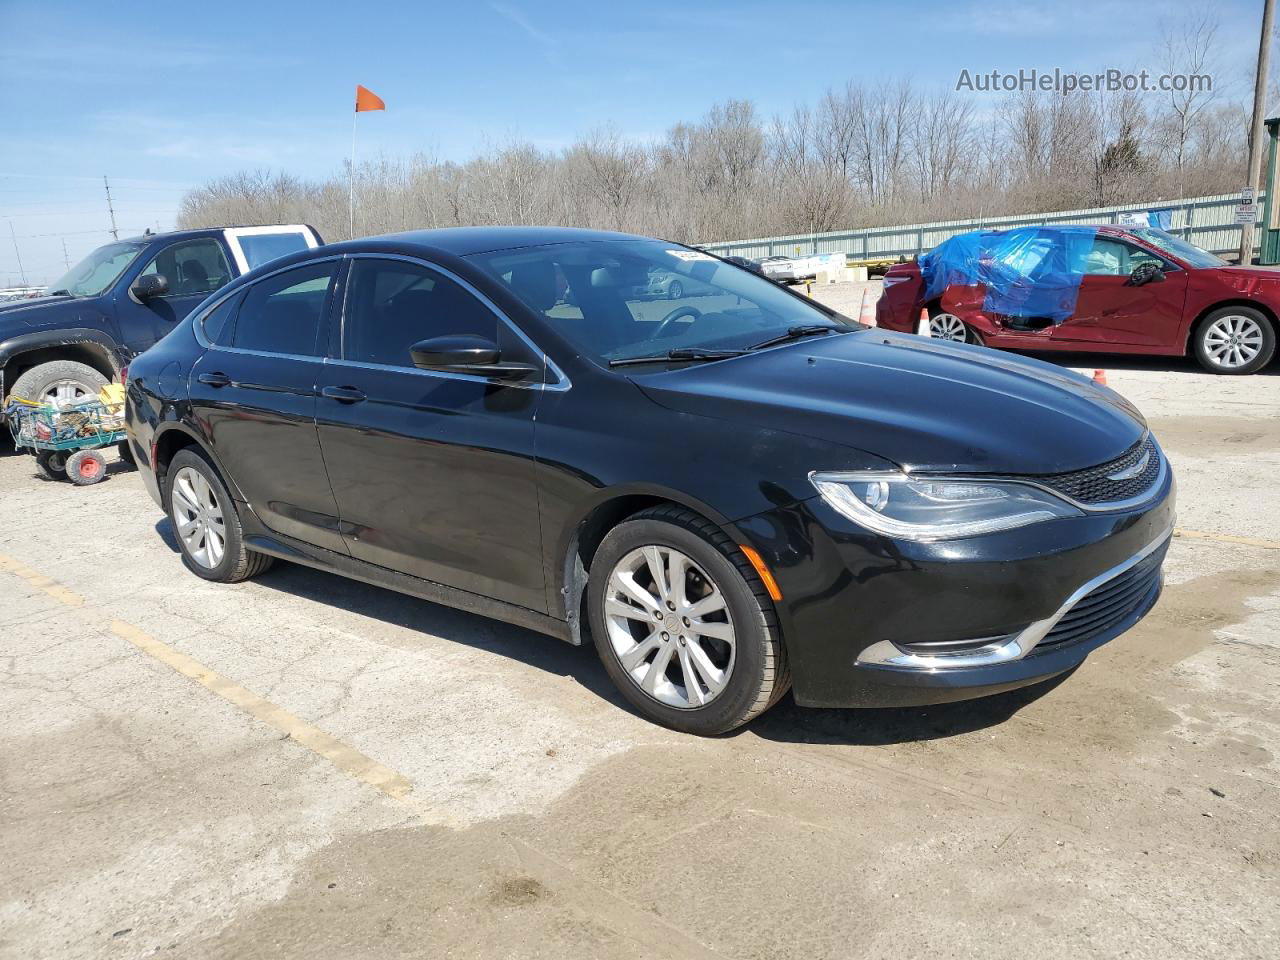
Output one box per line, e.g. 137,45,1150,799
587,505,789,735
166,448,274,583
8,359,108,405
1193,307,1276,374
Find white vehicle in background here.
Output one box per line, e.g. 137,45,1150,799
758,255,811,282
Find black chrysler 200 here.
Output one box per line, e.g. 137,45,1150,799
124,227,1175,735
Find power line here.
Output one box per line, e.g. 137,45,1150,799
9,226,150,239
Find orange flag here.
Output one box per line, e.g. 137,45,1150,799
355,85,385,113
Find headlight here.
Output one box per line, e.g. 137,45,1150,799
809,471,1082,541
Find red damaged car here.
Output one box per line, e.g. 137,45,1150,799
875,224,1278,374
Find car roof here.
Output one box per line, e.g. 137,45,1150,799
323,225,650,258
121,225,312,244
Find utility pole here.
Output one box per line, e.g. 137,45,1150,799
8,221,28,287
103,175,119,240
61,238,72,270
1239,0,1276,264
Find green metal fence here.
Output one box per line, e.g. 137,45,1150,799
699,192,1259,262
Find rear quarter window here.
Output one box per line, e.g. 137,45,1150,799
201,291,244,345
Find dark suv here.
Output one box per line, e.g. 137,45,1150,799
0,225,319,409
125,227,1174,734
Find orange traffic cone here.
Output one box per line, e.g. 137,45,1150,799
1092,369,1108,386
919,307,930,336
862,291,876,326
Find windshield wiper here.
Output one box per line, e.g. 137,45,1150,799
609,347,746,367
48,289,71,297
748,324,846,351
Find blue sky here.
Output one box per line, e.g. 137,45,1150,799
0,0,1265,284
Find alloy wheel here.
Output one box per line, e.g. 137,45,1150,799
928,313,968,342
171,466,226,569
42,379,95,405
604,545,736,709
1203,315,1265,369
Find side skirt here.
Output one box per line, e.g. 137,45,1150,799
241,527,573,645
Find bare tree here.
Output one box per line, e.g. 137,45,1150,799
179,23,1252,247
1157,12,1220,197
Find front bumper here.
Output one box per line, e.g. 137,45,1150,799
734,472,1175,708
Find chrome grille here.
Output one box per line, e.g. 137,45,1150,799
1032,436,1161,506
1035,539,1169,651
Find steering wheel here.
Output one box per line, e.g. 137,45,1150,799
653,305,702,340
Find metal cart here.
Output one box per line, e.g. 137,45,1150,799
5,396,132,485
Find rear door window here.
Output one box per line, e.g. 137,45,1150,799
224,227,320,273
233,262,335,356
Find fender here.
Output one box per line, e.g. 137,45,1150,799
0,326,125,374
150,420,250,505
550,481,752,640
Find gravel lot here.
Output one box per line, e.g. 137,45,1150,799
2,335,1278,959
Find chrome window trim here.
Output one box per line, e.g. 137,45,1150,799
335,252,570,392
856,521,1174,671
192,254,347,353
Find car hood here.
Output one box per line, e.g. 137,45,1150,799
0,294,80,328
632,329,1147,475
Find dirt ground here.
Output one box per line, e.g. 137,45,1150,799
1,337,1278,959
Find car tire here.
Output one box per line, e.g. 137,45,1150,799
668,280,683,299
587,504,790,735
8,360,108,406
117,439,136,468
66,449,107,485
165,448,275,583
34,450,68,481
1192,306,1276,375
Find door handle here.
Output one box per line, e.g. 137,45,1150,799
198,372,231,388
321,385,367,404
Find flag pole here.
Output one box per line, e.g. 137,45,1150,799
349,102,357,240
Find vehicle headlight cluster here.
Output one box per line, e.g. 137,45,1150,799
809,471,1081,541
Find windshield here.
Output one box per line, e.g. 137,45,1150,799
469,239,849,365
48,241,146,298
1128,228,1225,268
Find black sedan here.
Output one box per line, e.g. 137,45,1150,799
124,227,1174,735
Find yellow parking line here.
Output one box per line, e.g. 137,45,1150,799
1174,528,1280,551
0,552,413,801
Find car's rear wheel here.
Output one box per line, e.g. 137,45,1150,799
166,448,275,583
668,280,683,299
7,360,108,405
1193,307,1275,374
587,505,789,735
928,310,973,343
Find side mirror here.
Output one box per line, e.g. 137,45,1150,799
1127,262,1165,287
130,274,169,302
409,335,537,380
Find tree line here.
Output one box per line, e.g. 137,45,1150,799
179,16,1254,245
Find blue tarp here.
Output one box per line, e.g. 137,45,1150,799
918,226,1101,325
